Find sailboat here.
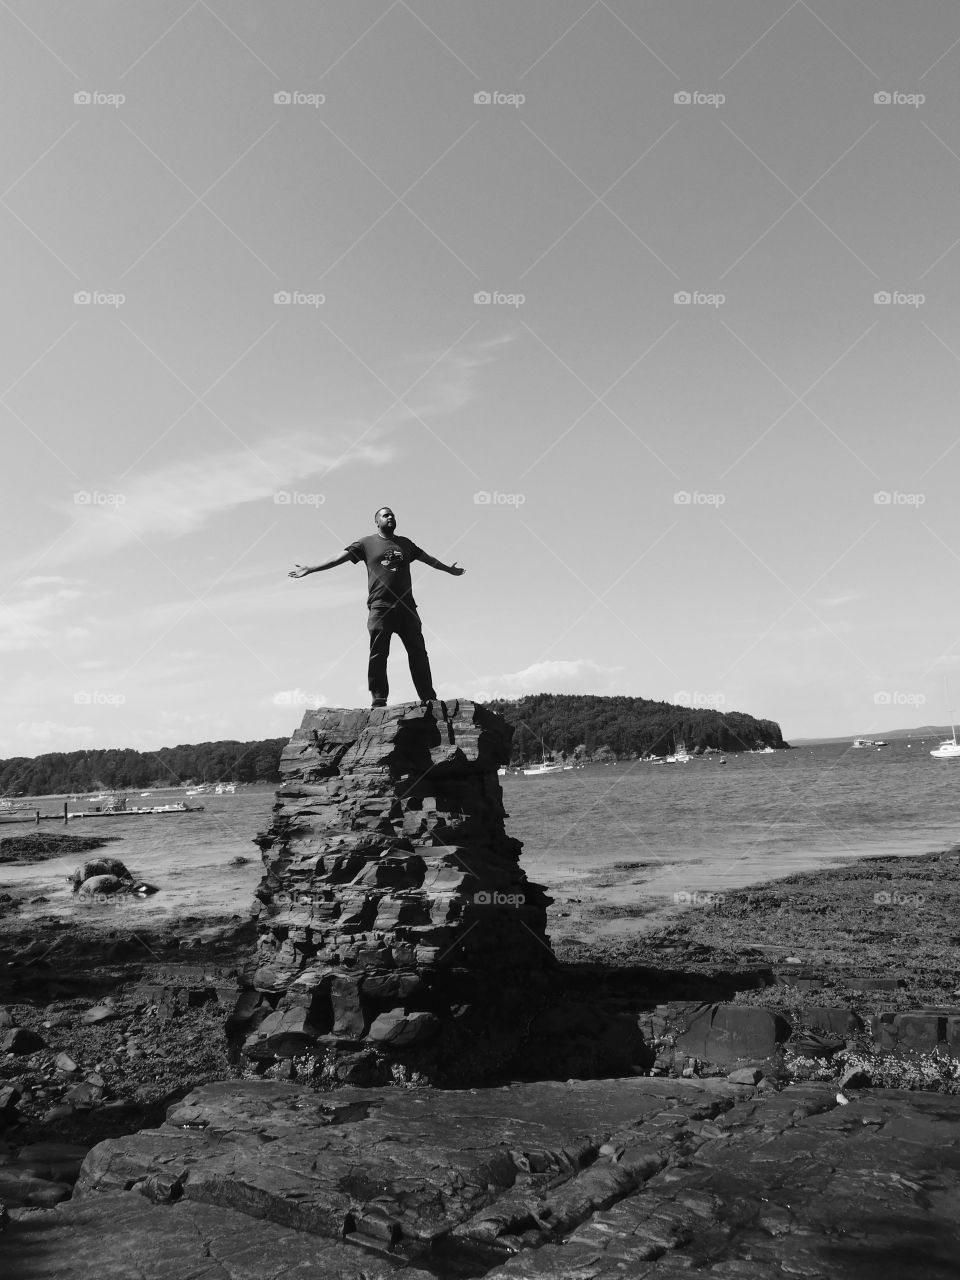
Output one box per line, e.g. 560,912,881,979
930,720,960,759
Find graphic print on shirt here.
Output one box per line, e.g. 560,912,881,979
379,547,405,572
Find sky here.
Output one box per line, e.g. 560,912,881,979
4,0,960,757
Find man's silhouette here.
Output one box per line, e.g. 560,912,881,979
289,507,464,707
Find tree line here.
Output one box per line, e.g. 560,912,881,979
0,739,287,797
485,693,788,762
0,695,788,795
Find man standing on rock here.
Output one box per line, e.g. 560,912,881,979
289,507,465,707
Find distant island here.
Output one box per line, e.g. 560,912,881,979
0,739,288,798
0,694,787,796
486,693,787,763
791,725,955,746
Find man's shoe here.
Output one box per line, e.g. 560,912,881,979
371,699,387,707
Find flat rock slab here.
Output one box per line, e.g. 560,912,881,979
76,1076,749,1251
30,1078,960,1278
1,1191,435,1279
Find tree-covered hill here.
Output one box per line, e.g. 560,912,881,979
0,739,287,797
485,693,788,762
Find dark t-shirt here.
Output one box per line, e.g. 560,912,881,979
345,534,426,612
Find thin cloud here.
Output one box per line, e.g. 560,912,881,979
0,585,87,652
58,434,390,560
477,658,623,700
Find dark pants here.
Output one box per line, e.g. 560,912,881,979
367,608,437,703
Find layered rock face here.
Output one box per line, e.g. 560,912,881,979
236,699,554,1083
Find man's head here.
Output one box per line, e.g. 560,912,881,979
374,507,397,536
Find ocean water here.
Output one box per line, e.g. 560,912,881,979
1,740,957,932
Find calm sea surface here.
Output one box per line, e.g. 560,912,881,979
2,740,958,930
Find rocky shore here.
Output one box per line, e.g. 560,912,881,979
1,702,959,1276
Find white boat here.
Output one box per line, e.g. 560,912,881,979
185,784,210,796
930,726,960,759
87,791,114,802
664,742,691,763
851,738,874,748
497,767,506,776
522,761,566,776
215,783,237,794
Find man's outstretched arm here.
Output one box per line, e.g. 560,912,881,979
418,552,465,576
288,552,352,578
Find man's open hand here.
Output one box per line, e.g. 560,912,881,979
288,565,310,578
449,562,465,576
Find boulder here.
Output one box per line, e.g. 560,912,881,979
77,875,126,898
677,1004,791,1067
0,1027,46,1055
71,858,131,892
367,1009,440,1047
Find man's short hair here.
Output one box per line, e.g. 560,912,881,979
374,507,392,520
